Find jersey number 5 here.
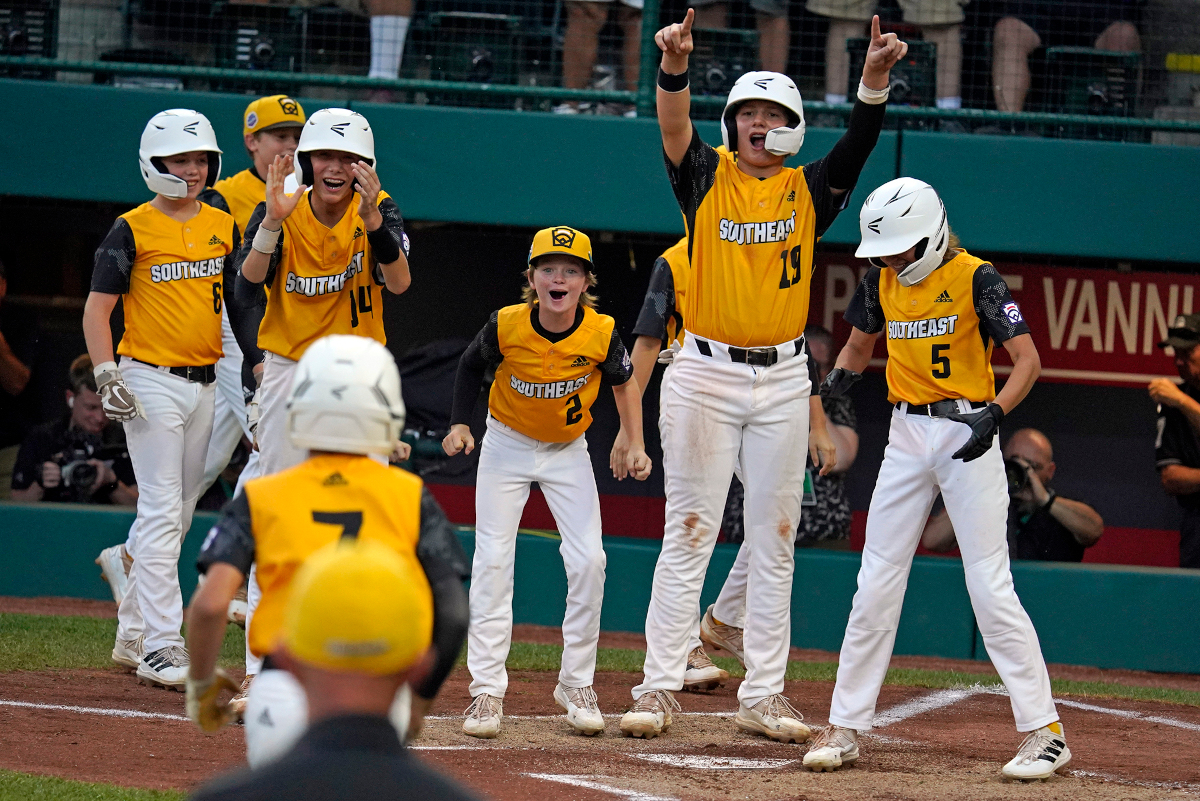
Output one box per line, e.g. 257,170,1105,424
931,344,951,379
778,246,804,290
565,393,583,425
312,510,364,539
348,285,374,328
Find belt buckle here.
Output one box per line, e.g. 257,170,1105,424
929,400,959,418
746,348,775,367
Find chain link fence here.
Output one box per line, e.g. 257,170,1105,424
2,0,1199,140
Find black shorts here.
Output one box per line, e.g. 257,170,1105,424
1002,1,1142,49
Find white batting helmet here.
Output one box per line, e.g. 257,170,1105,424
138,109,222,199
287,335,405,456
721,71,806,157
294,108,375,188
856,177,949,287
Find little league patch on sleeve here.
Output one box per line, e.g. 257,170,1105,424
1003,302,1024,324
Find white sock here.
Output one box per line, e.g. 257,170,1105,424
825,92,848,105
368,15,410,80
936,96,962,109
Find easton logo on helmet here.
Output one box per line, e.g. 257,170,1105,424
551,227,577,248
183,122,199,135
867,216,883,234
330,122,350,137
754,78,771,90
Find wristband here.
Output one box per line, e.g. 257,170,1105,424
857,80,889,105
657,66,689,93
93,361,119,379
366,226,402,265
252,225,281,254
1041,489,1057,512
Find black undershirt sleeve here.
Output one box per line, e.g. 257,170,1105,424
236,202,284,294
200,188,231,215
825,99,887,192
804,339,819,388
844,267,885,334
196,492,255,577
666,127,721,259
599,331,633,385
972,263,1031,346
91,218,137,295
632,257,677,343
449,312,503,426
413,487,471,700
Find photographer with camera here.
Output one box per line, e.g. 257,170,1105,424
922,428,1103,561
10,355,137,505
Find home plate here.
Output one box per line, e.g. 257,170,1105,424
630,754,797,770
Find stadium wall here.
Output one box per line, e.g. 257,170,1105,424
1,503,1196,673
2,79,1199,262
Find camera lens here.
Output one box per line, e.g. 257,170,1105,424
1004,459,1028,495
252,37,275,66
63,460,98,491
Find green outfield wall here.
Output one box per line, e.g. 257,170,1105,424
1,79,1197,262
2,503,1197,673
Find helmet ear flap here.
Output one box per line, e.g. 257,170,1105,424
912,237,929,261
868,256,887,269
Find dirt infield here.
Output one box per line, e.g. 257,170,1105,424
3,598,1200,799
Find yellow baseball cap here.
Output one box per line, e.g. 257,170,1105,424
243,95,307,137
283,539,433,676
528,226,593,268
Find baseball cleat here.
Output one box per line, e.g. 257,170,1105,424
227,584,248,628
112,636,144,672
1001,724,1071,781
682,646,729,692
803,725,859,771
619,690,680,739
228,674,255,723
553,684,605,736
136,645,189,691
462,693,503,739
735,694,812,743
95,545,132,606
699,606,745,668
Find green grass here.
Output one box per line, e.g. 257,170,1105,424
5,612,1199,709
0,770,184,800
0,613,245,673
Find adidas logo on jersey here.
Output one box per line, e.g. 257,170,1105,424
208,234,224,246
571,356,590,367
353,226,364,239
786,190,796,202
935,290,952,303
322,472,348,486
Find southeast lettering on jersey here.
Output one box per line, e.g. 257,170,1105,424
718,211,797,245
284,252,365,297
887,315,959,340
150,258,224,284
509,374,589,399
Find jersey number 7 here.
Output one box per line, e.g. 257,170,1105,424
312,510,364,539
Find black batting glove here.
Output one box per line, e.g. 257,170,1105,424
947,403,1005,462
820,367,862,398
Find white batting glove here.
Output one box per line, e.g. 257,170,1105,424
246,387,261,438
657,341,682,365
93,362,146,422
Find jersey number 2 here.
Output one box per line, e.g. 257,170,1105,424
565,393,583,425
778,246,804,289
349,285,374,328
931,344,951,379
312,510,363,539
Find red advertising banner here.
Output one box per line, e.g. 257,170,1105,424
810,256,1200,387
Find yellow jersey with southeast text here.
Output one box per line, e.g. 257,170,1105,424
487,304,631,442
249,190,409,361
632,237,690,347
91,202,237,366
237,454,425,657
844,250,1031,405
667,129,849,347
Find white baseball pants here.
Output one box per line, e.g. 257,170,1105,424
636,334,810,707
201,309,253,490
236,455,264,677
115,360,215,652
828,403,1058,733
712,543,751,629
244,668,413,766
467,415,607,698
257,351,305,477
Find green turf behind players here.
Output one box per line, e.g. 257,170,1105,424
0,769,184,800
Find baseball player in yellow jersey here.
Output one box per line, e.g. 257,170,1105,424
443,226,650,739
81,109,237,690
802,178,1070,780
185,335,469,766
235,107,411,478
613,239,837,694
621,10,906,742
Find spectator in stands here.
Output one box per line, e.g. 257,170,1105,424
992,1,1142,113
189,539,479,801
922,428,1104,561
10,355,137,506
808,1,969,108
0,258,36,500
690,0,791,73
1150,313,1200,569
556,0,642,114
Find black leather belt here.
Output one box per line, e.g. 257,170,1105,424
899,400,988,417
134,359,217,384
695,336,805,367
